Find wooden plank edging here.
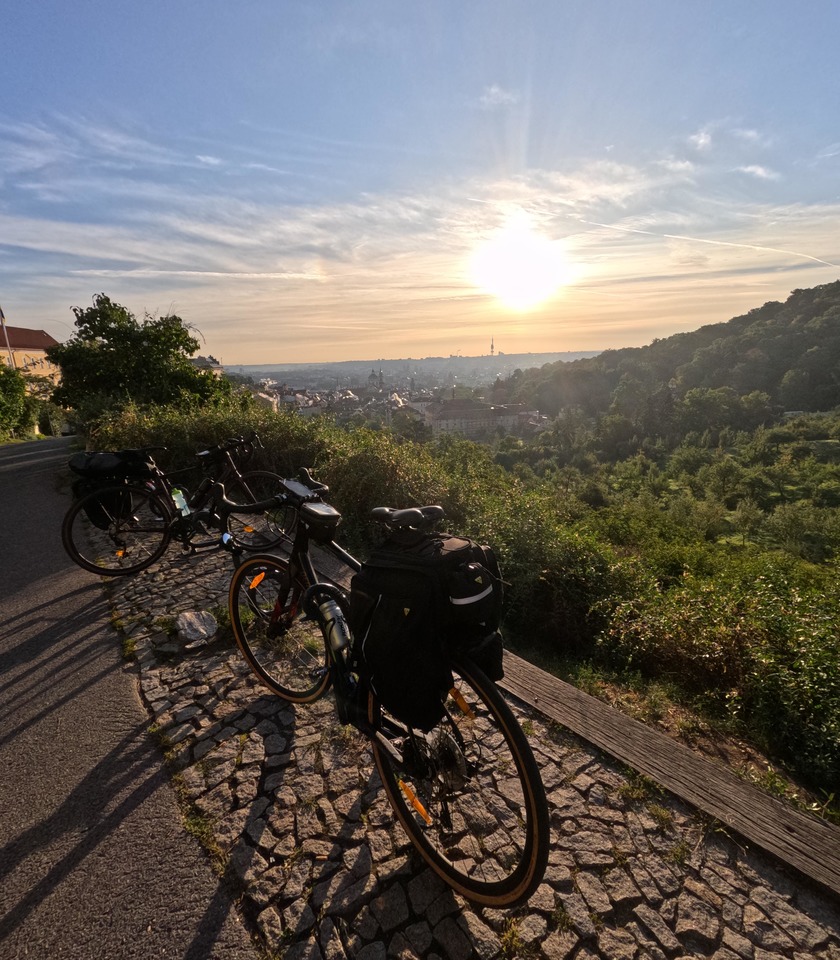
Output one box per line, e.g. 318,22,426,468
501,651,840,899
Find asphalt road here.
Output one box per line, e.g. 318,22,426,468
0,437,257,960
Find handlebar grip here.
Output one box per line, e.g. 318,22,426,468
298,467,329,494
213,482,286,518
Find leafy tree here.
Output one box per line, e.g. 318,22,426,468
0,365,28,438
47,294,232,424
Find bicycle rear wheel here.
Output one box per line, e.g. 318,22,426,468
228,554,331,702
368,657,549,908
62,484,172,576
224,470,296,551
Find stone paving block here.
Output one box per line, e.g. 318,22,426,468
711,948,744,960
432,916,472,960
625,919,668,960
557,890,598,940
596,925,638,960
455,912,499,959
539,929,579,959
517,912,548,943
371,884,410,933
574,871,613,916
356,944,386,960
634,901,683,954
721,924,755,959
403,920,433,956
386,932,418,959
752,883,832,951
602,865,643,908
675,888,722,951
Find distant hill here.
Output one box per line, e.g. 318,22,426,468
505,281,840,417
225,351,599,389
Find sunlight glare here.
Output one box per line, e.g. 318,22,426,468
469,213,571,311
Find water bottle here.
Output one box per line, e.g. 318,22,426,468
319,598,351,652
172,488,190,517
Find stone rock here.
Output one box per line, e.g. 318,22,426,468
176,610,218,647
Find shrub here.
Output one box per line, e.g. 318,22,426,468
603,556,840,787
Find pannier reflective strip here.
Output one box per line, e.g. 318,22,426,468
450,584,494,605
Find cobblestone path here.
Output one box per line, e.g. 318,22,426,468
105,549,840,960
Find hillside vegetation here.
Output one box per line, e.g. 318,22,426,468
503,280,840,425
80,281,840,809
93,412,839,806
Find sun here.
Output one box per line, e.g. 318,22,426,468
469,213,571,311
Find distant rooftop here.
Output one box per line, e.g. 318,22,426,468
1,326,60,350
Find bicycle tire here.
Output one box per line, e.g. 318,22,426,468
368,656,549,907
224,470,297,551
62,484,173,576
228,554,331,702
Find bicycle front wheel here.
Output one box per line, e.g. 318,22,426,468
228,554,331,702
368,657,549,908
62,484,172,576
224,471,296,551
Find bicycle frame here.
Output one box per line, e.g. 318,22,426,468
147,436,278,553
225,482,454,755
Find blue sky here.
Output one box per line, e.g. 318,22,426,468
2,1,839,364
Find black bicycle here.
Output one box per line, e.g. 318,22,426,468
62,435,294,576
226,473,549,908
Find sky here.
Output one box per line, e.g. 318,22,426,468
1,1,839,365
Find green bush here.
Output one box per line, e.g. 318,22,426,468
96,405,624,651
0,365,29,439
603,555,840,786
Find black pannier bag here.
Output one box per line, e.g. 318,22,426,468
68,450,155,530
349,531,505,732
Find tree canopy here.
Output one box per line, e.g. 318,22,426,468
47,294,232,422
0,364,28,439
505,281,840,430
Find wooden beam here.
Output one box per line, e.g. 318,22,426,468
501,651,840,898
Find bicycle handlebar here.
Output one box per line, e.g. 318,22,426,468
195,432,261,463
213,468,329,519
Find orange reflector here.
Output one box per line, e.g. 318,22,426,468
243,525,255,533
249,571,266,590
398,779,431,824
450,687,475,719
116,550,125,558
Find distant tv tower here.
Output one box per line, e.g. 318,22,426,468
490,336,495,357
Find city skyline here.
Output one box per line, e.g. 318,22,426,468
2,2,839,364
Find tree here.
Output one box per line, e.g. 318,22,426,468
47,294,232,423
0,365,28,438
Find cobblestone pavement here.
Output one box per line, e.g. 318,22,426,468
104,548,840,960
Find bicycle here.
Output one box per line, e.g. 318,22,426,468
226,473,550,908
62,435,295,576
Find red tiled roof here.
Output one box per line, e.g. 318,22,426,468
1,326,61,350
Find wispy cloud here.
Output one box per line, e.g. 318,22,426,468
737,164,781,181
688,127,713,152
2,114,838,362
814,142,840,162
478,85,519,110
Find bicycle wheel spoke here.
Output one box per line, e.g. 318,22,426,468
225,472,296,551
229,556,331,702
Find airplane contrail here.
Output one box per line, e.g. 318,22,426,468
582,220,839,269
